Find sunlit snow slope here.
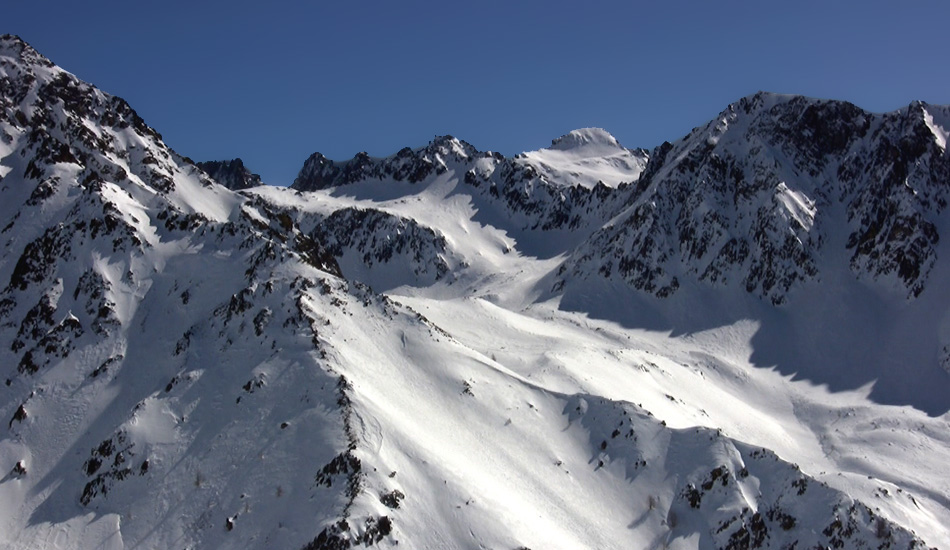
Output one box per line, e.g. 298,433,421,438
1,34,949,550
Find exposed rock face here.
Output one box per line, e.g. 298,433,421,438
292,136,479,191
310,207,454,288
196,158,263,190
562,93,950,303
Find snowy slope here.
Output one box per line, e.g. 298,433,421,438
0,35,353,549
519,127,649,189
1,34,949,550
555,92,950,412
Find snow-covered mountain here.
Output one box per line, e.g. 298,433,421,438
520,127,649,189
2,34,949,550
290,131,642,258
562,92,950,304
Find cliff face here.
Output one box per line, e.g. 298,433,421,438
195,158,264,190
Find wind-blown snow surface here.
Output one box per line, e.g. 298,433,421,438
1,34,950,550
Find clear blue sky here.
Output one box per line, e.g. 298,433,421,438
7,1,949,185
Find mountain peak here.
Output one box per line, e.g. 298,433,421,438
549,127,623,152
196,158,264,190
512,127,646,189
0,34,54,68
422,134,479,160
0,33,27,49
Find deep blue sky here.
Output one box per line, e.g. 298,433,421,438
7,1,949,185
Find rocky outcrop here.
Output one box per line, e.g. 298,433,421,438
196,158,263,190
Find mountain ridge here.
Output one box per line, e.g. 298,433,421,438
1,34,948,550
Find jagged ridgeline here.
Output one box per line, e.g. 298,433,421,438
563,93,950,303
289,95,949,305
1,33,949,550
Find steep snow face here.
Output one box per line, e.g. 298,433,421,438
2,35,950,550
519,127,649,189
922,106,949,151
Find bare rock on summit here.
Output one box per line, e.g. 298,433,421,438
196,158,264,190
